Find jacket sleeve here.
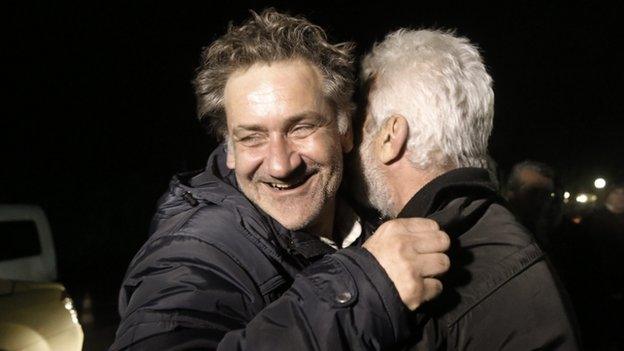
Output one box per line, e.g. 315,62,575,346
110,234,412,351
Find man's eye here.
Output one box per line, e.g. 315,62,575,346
290,124,316,137
238,134,265,146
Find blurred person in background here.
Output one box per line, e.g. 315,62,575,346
503,161,606,346
504,160,564,251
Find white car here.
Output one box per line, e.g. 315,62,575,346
0,205,83,351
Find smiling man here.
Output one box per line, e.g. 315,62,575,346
111,10,451,351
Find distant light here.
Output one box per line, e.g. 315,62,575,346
594,178,606,189
589,194,598,202
564,191,571,199
576,194,589,203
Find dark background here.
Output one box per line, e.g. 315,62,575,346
3,1,623,348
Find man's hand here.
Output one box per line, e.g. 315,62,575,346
363,218,450,310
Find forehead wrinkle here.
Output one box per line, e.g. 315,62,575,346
241,85,323,120
224,60,329,131
246,82,283,104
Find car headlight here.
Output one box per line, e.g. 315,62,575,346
61,292,79,325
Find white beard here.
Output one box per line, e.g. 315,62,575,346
356,131,397,218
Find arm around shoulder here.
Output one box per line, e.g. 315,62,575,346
111,236,412,350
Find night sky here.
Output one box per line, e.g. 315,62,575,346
4,1,623,287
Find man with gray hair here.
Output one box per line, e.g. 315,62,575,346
355,29,580,349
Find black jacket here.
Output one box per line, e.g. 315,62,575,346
110,144,411,350
397,168,580,350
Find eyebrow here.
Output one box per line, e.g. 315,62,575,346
232,111,329,134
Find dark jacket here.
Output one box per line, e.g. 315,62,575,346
397,168,580,350
110,144,411,351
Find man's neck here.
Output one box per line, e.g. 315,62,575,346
389,162,454,216
308,198,336,241
319,197,363,249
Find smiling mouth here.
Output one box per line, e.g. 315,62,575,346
264,174,313,191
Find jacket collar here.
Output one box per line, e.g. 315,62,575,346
397,168,498,219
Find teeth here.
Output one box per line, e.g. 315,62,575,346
266,175,312,190
270,183,292,190
268,177,310,190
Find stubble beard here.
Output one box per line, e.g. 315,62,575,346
240,156,344,232
356,132,397,218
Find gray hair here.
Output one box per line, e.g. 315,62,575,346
361,29,494,169
194,8,355,139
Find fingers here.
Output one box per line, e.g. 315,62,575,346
392,217,439,233
421,277,443,303
410,230,451,253
374,218,442,243
416,252,450,277
404,277,444,310
365,217,451,311
376,218,449,252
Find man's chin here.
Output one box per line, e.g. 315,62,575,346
274,214,313,232
261,203,317,231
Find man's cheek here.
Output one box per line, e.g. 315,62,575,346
296,133,341,159
226,149,236,169
235,150,266,177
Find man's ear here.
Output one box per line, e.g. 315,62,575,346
379,115,409,164
226,138,236,169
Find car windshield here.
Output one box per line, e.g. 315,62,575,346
0,220,42,261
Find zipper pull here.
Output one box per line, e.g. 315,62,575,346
182,191,199,207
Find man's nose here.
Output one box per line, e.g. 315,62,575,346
267,135,302,179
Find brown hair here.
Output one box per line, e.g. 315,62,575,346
193,8,355,139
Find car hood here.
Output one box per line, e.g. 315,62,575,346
0,278,64,296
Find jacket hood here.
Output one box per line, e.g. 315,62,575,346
149,144,275,238
171,143,242,204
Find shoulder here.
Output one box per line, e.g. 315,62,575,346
113,204,268,351
457,202,538,266
124,204,255,288
443,258,579,349
476,202,535,244
442,202,552,324
118,202,278,310
124,200,285,293
434,204,579,348
149,201,272,256
117,203,282,319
